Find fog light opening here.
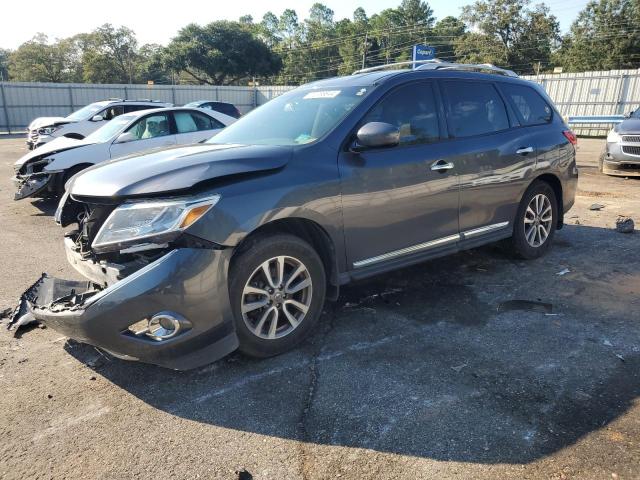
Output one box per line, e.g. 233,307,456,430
126,312,190,341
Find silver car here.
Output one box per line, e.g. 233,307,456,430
600,110,640,177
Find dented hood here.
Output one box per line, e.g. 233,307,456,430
28,116,72,130
68,143,292,198
15,136,96,167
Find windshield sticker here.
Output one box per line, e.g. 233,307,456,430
303,90,341,99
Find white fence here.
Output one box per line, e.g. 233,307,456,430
0,82,294,133
523,69,640,136
1,69,639,136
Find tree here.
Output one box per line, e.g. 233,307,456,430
8,34,82,82
555,0,640,71
164,21,282,85
432,16,466,62
137,44,172,84
0,48,11,81
82,24,139,83
457,0,559,74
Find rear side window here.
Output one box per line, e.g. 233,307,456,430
443,81,509,137
501,83,553,125
363,82,440,146
174,111,224,132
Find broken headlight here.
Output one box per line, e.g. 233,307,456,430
92,193,220,253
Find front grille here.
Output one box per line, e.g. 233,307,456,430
622,145,640,156
622,135,640,143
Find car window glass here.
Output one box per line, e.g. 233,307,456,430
444,81,509,137
124,105,155,113
363,82,440,145
175,111,223,132
127,113,171,140
102,105,124,121
501,84,552,125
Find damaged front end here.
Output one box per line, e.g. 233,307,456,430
7,192,238,370
13,158,55,200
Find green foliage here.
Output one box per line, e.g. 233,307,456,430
3,0,639,85
554,0,640,71
164,21,282,85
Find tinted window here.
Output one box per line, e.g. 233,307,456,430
501,83,552,125
102,105,124,120
125,104,157,113
127,113,171,140
363,82,440,145
443,81,509,137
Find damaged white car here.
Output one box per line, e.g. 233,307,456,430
26,99,171,149
13,107,236,200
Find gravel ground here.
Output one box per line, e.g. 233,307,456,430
0,137,639,480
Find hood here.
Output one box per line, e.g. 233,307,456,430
617,117,640,134
28,116,72,130
15,136,96,167
68,143,292,198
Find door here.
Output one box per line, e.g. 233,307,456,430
109,112,176,159
173,110,224,144
440,79,539,236
339,81,460,270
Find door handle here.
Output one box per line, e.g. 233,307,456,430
431,159,454,172
516,146,534,155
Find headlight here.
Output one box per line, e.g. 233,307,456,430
92,193,220,253
607,128,621,143
38,126,59,135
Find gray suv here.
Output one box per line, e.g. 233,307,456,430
12,62,578,369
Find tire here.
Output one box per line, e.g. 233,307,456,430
229,233,326,358
510,181,558,259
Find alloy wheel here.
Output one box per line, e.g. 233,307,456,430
524,193,553,247
241,255,313,340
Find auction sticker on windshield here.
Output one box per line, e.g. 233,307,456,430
303,90,341,99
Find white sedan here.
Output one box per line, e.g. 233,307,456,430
14,107,236,200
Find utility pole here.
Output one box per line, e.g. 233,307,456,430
362,33,368,69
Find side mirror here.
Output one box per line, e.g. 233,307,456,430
91,115,104,122
353,122,400,150
115,132,136,144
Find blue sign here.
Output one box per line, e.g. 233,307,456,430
412,45,436,68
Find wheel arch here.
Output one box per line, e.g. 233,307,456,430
526,173,564,229
231,217,340,301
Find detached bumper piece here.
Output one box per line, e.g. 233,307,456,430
7,274,98,331
8,248,239,370
13,173,52,200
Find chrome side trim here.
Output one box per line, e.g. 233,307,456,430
462,221,510,239
353,234,460,268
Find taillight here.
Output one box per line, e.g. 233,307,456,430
563,130,577,146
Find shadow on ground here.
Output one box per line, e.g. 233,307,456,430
64,224,640,464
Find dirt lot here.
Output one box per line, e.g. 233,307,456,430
0,137,639,479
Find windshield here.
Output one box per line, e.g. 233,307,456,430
65,103,107,122
632,110,640,118
209,85,371,146
85,115,135,143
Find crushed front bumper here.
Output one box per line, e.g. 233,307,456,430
11,243,238,370
12,173,54,200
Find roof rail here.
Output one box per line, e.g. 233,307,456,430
416,60,518,77
352,59,518,78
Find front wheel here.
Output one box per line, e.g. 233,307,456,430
510,181,558,259
229,233,326,358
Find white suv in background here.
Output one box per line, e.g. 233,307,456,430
26,99,172,150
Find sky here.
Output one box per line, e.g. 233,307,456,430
0,0,589,50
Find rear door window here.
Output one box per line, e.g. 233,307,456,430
362,81,441,146
174,111,223,132
442,81,509,137
500,83,553,126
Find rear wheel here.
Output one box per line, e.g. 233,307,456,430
229,234,326,358
510,181,558,259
